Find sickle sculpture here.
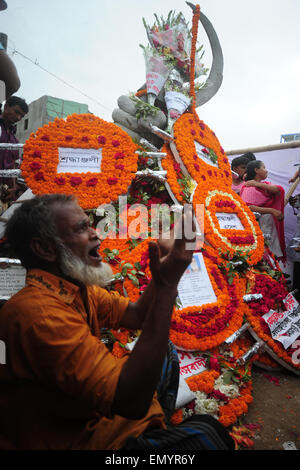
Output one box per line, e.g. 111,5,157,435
186,2,224,107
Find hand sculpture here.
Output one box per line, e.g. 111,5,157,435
112,5,224,149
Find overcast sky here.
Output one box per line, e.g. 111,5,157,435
2,0,300,151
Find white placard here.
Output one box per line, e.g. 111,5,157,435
177,253,217,309
262,293,300,349
57,147,102,174
0,265,26,297
216,212,244,230
177,349,207,380
194,141,218,168
175,374,196,409
164,91,191,114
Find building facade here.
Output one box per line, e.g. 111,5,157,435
16,95,90,143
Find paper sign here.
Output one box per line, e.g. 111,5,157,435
177,253,217,308
262,294,300,349
177,349,207,379
194,141,218,168
146,72,166,96
57,147,102,174
0,265,26,297
216,212,244,230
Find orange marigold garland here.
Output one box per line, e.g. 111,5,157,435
172,112,232,189
160,144,195,203
169,244,245,351
189,5,201,113
21,113,138,209
193,186,264,265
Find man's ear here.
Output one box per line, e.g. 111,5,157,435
30,238,58,263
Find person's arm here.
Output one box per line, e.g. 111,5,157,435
244,180,280,195
120,227,177,330
112,208,195,419
248,204,284,220
289,169,300,184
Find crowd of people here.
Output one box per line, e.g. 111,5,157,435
231,152,300,290
0,95,28,215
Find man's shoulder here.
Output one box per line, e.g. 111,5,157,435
0,116,18,141
0,283,60,323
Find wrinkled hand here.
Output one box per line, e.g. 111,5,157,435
148,206,195,288
112,94,167,148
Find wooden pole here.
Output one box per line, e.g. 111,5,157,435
284,176,300,206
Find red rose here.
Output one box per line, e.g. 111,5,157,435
207,356,220,371
70,176,82,186
191,129,196,136
115,163,124,170
107,177,118,185
65,135,73,142
29,161,42,170
112,140,120,147
86,178,98,187
81,136,89,142
41,135,50,141
54,176,66,186
98,136,106,144
114,152,125,159
34,172,45,181
194,163,200,172
32,150,42,158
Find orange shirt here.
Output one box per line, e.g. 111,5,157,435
0,269,165,450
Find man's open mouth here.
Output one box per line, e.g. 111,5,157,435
88,245,102,261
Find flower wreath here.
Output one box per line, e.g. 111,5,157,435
244,272,300,372
105,240,246,352
160,144,195,204
171,112,232,189
169,244,246,351
21,113,138,209
193,186,264,265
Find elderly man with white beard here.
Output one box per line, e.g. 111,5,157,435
0,193,234,451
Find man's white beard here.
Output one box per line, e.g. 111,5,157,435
59,244,113,287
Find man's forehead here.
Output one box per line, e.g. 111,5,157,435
51,201,87,230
